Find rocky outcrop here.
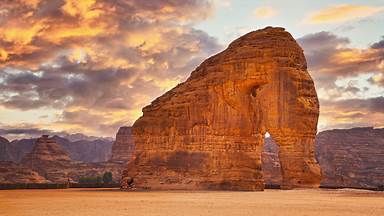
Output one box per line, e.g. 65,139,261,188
53,136,113,162
0,135,113,163
3,138,35,163
0,161,49,183
18,135,124,183
123,27,320,191
316,127,384,189
111,127,135,162
0,136,11,161
21,135,71,182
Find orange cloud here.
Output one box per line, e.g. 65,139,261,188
304,4,383,24
1,21,45,45
0,0,220,137
62,0,103,19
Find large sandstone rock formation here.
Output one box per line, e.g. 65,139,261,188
123,27,320,191
111,127,135,162
316,127,384,189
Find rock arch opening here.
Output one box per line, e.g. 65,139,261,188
261,132,282,188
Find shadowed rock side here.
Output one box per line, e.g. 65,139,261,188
0,136,12,161
123,27,320,191
111,127,135,162
316,127,384,189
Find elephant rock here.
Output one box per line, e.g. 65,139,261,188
123,27,321,191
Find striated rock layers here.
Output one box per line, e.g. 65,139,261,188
21,135,72,182
123,27,320,191
0,161,48,184
316,127,384,189
111,127,135,162
20,135,124,183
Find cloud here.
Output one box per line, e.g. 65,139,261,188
0,124,113,141
368,73,384,87
298,32,384,90
319,97,384,130
304,4,383,24
0,0,221,137
371,36,384,49
298,31,384,131
254,6,277,19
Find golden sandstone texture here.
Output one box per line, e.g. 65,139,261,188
123,27,321,191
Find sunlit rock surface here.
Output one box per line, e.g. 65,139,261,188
123,27,321,191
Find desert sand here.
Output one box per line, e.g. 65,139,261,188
1,188,383,216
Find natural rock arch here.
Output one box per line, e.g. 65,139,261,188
123,27,321,191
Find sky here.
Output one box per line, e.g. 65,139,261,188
0,0,383,139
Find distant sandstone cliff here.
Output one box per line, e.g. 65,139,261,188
0,135,113,163
1,135,124,184
0,161,49,184
316,127,384,189
262,127,384,189
110,127,135,162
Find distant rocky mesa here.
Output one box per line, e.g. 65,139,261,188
0,135,113,163
262,127,384,190
316,127,384,189
123,27,321,191
0,135,125,184
1,127,383,189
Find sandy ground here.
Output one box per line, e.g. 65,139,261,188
0,188,383,216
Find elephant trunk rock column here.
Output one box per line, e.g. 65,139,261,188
122,26,321,191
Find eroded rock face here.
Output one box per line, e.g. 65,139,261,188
21,135,71,182
111,127,135,162
124,27,320,191
18,135,124,183
0,136,11,162
0,161,49,184
316,127,384,189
